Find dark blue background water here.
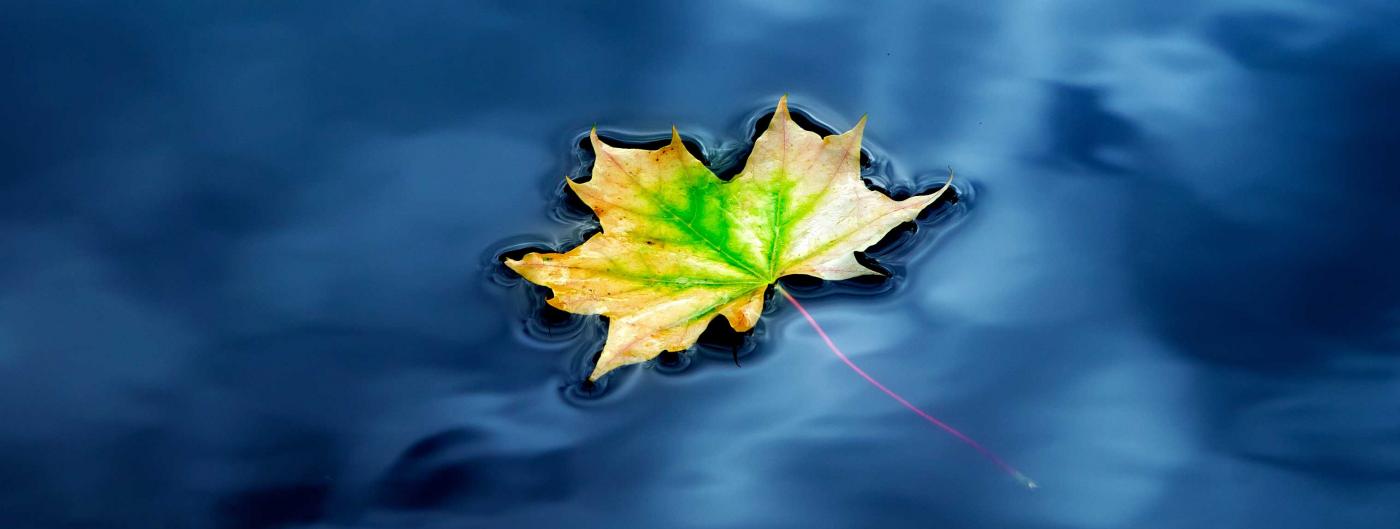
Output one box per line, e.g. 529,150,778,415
3,2,1399,528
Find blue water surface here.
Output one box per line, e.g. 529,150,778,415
2,2,1398,528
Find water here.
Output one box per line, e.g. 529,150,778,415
2,2,1398,528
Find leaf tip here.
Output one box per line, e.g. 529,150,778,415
587,362,611,382
502,254,526,273
563,174,584,193
670,125,683,146
916,166,954,201
773,95,791,123
836,114,868,147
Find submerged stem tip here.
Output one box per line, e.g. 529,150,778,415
1015,472,1039,490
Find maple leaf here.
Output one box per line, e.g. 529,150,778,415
507,97,949,380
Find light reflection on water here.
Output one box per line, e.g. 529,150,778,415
0,1,1397,528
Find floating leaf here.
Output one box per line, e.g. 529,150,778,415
507,97,948,380
506,98,1037,488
